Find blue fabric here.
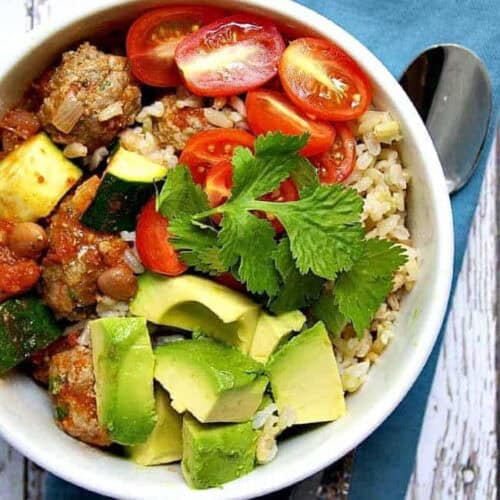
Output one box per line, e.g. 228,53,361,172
43,1,499,499
291,1,499,499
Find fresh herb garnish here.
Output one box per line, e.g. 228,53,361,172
158,132,407,336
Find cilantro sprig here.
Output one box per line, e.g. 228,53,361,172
313,238,408,337
157,131,407,336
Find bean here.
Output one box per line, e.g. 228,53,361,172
8,222,48,259
97,266,137,301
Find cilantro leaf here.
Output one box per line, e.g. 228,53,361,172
168,217,226,275
289,157,320,197
230,132,309,202
335,238,408,335
219,210,280,295
269,238,324,314
251,184,365,279
157,165,209,218
311,292,347,338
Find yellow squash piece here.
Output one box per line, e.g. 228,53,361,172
0,133,82,221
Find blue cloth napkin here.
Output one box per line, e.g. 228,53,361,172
291,1,499,499
44,1,499,498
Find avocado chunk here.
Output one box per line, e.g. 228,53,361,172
126,387,182,465
267,322,346,424
0,133,82,221
249,310,306,363
130,273,260,353
154,337,267,423
182,413,257,489
90,317,156,445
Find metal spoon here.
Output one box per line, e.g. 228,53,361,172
399,44,492,193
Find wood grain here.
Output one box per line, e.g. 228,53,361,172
407,137,498,500
0,1,497,499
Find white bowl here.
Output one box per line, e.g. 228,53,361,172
0,1,453,498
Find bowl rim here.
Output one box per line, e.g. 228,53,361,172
0,0,454,498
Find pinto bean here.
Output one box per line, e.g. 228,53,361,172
97,265,137,301
8,222,48,259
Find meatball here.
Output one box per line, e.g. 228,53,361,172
40,176,130,320
49,344,111,447
151,94,211,151
39,43,141,153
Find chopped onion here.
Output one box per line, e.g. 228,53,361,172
252,403,278,430
204,108,233,128
229,96,247,117
52,94,84,133
120,231,136,242
98,102,123,122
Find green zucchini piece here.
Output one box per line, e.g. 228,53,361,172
81,147,167,232
0,296,62,374
0,133,82,222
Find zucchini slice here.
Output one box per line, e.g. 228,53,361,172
0,296,62,374
81,147,167,232
0,133,82,222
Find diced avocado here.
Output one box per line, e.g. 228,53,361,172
126,387,182,465
130,273,260,353
182,413,257,489
249,310,306,363
90,317,156,445
267,322,346,424
0,296,62,374
0,133,82,221
154,337,267,423
81,147,167,232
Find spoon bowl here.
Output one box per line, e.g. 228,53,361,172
400,44,492,193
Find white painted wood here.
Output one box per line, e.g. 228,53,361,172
407,140,498,500
0,1,497,499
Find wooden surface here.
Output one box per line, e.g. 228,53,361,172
0,1,497,499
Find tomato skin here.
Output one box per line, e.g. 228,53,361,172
279,37,372,121
180,129,255,185
246,90,335,156
214,272,246,291
126,6,225,87
175,14,285,96
311,123,356,183
204,162,298,233
135,198,188,276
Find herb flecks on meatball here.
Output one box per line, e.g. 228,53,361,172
39,43,141,153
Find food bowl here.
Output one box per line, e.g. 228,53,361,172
0,1,453,498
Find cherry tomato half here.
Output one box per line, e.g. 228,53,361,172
279,37,372,121
179,129,255,185
246,90,335,157
204,161,298,233
126,6,225,87
135,198,188,276
175,14,285,96
311,123,356,183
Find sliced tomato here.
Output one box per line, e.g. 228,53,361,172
246,90,335,156
311,123,356,183
175,14,285,96
279,37,372,121
180,129,255,185
205,162,298,233
135,198,187,276
126,6,225,87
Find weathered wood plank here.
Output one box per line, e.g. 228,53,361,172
407,138,498,500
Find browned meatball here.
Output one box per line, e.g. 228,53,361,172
39,43,141,153
40,176,131,320
151,94,211,151
49,344,111,447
